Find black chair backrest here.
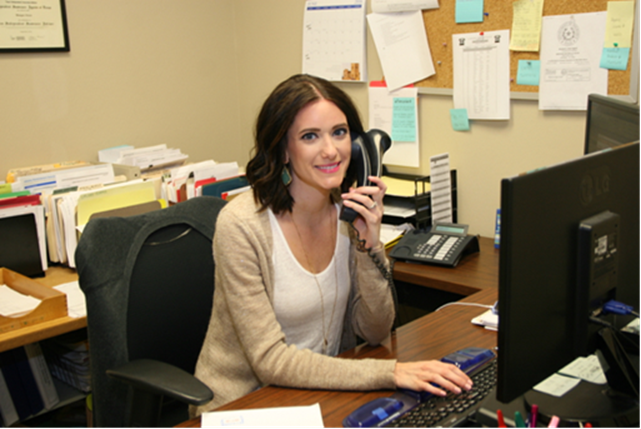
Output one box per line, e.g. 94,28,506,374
127,223,215,374
76,196,226,427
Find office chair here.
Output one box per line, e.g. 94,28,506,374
75,196,227,427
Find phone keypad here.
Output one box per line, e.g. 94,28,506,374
413,235,464,262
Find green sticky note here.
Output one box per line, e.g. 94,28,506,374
516,60,540,86
456,0,484,23
600,47,630,70
0,183,12,194
391,97,416,142
450,109,470,131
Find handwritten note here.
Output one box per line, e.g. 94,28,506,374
510,0,544,52
604,1,634,48
450,109,470,131
516,60,540,86
391,97,417,142
600,47,630,70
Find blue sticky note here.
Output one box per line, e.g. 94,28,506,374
391,97,416,142
450,109,470,131
600,47,630,71
456,0,484,24
516,60,540,86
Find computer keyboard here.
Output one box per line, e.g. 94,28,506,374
385,359,497,427
343,347,497,428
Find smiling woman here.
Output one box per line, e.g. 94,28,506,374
190,74,473,417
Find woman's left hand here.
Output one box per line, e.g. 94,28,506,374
341,176,386,250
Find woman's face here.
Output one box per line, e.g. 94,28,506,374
285,98,351,196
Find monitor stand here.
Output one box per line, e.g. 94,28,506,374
524,327,639,427
524,382,638,426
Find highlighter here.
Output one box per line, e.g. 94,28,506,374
529,404,538,428
548,415,560,428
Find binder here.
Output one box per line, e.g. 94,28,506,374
201,175,249,198
0,213,44,277
0,368,18,426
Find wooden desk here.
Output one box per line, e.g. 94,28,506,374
177,288,498,428
0,266,83,353
392,236,499,296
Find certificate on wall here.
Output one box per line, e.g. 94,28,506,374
302,0,366,82
0,0,69,52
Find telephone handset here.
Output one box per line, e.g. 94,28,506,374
389,222,480,268
339,129,391,223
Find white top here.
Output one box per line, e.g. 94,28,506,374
269,207,350,356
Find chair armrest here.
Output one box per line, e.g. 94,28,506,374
107,358,213,406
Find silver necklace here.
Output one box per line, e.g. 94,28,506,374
291,209,340,355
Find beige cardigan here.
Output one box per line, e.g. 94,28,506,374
191,192,397,417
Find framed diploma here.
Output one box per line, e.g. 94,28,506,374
0,0,69,52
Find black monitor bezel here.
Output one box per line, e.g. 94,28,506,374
584,94,640,155
496,142,640,405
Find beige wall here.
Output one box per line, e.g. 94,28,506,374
1,0,632,238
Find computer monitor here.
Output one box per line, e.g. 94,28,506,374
497,142,639,423
584,94,640,155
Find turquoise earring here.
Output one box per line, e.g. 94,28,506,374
282,165,292,186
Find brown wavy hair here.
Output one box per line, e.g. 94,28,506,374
246,74,364,215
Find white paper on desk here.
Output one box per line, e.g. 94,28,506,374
367,10,435,91
453,30,511,120
0,284,41,317
471,309,498,329
371,0,439,13
533,373,581,397
201,403,324,427
381,222,414,246
558,354,607,385
54,281,87,318
369,84,420,167
0,204,48,272
539,12,608,111
429,153,453,224
302,0,367,82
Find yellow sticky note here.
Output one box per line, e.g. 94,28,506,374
510,0,544,52
605,1,634,48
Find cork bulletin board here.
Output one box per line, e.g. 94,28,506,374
417,0,638,99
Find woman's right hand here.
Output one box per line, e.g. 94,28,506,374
393,361,473,396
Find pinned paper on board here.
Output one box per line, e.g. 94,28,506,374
509,0,544,52
600,1,634,71
455,0,484,24
516,60,540,86
368,81,420,168
391,97,417,142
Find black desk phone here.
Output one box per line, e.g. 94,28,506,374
389,222,480,267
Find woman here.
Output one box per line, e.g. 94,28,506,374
192,74,472,416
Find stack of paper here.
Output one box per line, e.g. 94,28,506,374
46,179,161,268
99,144,188,171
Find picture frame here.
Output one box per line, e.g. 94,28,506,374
0,0,70,52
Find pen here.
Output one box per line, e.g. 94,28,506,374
496,409,506,428
530,404,538,428
548,415,559,428
515,411,526,428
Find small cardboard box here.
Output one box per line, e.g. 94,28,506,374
0,268,68,334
